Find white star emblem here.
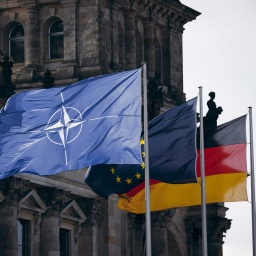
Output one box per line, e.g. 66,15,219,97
45,93,84,165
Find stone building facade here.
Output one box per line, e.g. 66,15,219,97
0,0,232,255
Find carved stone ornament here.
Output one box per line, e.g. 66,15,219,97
187,216,232,244
34,212,42,235
74,223,81,243
77,198,104,227
151,209,176,228
0,177,29,204
207,217,231,243
37,188,71,217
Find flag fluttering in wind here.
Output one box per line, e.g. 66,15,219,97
84,97,198,198
0,69,142,179
118,115,248,214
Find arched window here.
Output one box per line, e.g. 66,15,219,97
9,24,24,63
48,20,64,59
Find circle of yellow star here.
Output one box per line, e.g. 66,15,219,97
135,172,142,179
110,167,115,174
126,178,132,184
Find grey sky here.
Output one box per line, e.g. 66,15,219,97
181,1,256,255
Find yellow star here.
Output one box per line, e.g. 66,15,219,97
110,167,115,174
142,151,145,158
126,178,132,184
135,172,142,179
140,138,145,145
141,162,145,169
116,176,121,183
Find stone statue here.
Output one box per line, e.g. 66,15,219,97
0,53,16,98
147,71,164,121
204,91,223,129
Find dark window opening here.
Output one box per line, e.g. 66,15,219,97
9,24,24,63
49,20,64,59
17,219,29,256
59,228,69,256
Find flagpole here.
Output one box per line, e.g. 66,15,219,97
199,87,208,256
249,107,256,255
142,63,152,256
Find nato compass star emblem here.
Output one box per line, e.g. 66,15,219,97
44,93,84,165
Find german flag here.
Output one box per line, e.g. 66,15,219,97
117,115,248,214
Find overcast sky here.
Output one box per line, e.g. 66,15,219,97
181,1,256,255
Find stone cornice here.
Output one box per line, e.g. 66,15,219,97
117,0,200,28
77,198,105,227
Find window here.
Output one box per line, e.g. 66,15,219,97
17,219,29,256
48,20,64,59
59,228,69,256
9,24,24,63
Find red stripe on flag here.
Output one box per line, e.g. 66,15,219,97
124,179,160,197
196,144,247,177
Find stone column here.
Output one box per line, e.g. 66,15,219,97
58,0,78,79
38,188,71,256
167,13,185,96
124,11,136,70
127,213,145,256
109,4,122,70
0,178,29,256
161,28,171,88
151,209,175,256
77,1,100,77
24,5,40,69
185,218,201,256
163,15,185,103
77,198,105,256
170,27,184,92
144,21,155,78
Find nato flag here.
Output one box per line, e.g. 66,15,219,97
0,69,142,179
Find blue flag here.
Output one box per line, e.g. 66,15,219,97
84,97,198,199
0,69,142,179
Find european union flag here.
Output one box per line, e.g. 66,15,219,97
0,69,142,179
84,97,198,199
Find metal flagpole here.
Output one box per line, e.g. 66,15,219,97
142,63,152,256
199,87,208,256
249,107,256,255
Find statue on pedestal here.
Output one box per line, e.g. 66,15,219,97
204,92,223,129
147,71,163,121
